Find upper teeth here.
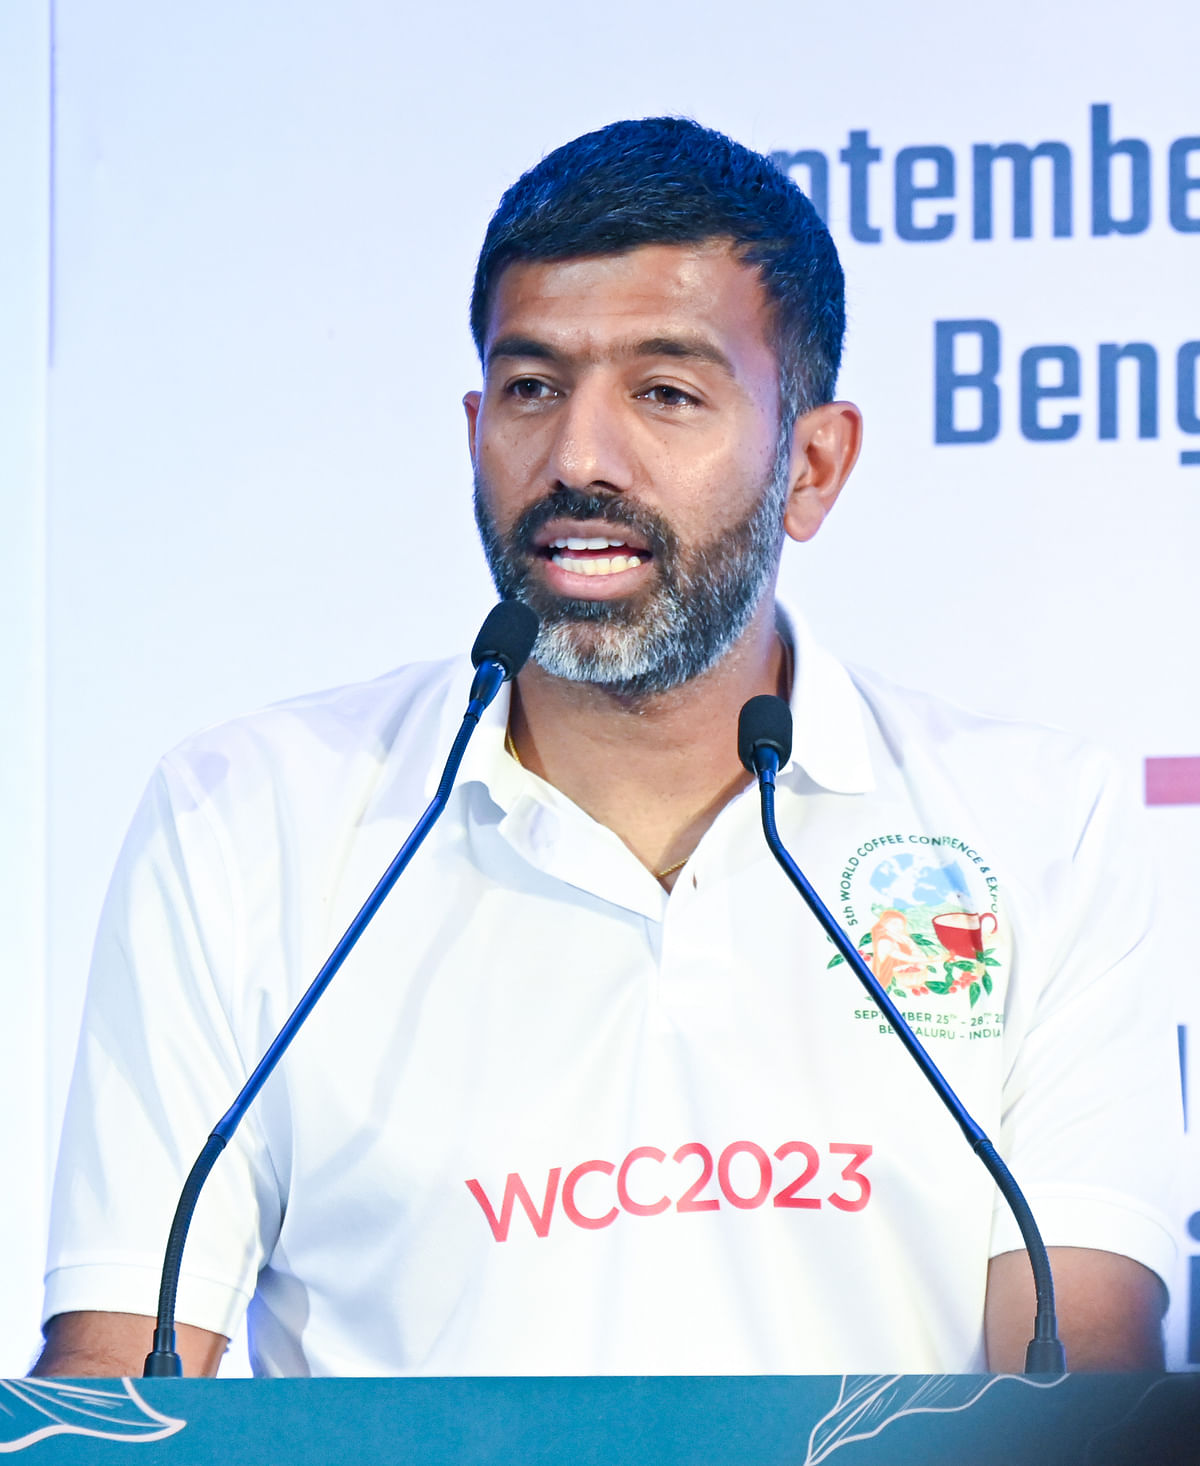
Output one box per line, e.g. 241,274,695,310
550,537,628,550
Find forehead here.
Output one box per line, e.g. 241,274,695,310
484,242,777,373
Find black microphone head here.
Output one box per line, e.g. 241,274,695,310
738,694,793,774
470,601,539,680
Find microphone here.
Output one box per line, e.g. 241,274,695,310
737,693,792,777
471,600,539,683
144,601,538,1376
737,694,1066,1377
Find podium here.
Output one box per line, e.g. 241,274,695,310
3,1373,1198,1463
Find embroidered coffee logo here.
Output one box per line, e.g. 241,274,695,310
833,834,1004,1014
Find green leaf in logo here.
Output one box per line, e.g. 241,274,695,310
858,931,873,947
982,973,993,995
926,979,953,995
827,954,845,969
952,960,975,972
969,982,982,1007
982,957,1001,968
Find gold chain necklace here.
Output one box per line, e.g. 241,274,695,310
501,635,793,885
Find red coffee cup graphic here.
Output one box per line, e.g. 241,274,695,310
931,910,997,959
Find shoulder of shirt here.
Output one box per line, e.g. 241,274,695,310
155,655,467,790
844,659,1125,792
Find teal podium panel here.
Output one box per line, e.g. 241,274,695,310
2,1374,1197,1463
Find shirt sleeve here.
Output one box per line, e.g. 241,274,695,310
988,749,1181,1289
43,754,281,1340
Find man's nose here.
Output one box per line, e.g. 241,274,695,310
544,379,635,493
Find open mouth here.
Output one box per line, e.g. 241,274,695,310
543,535,649,577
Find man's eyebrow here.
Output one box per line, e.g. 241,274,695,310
486,335,560,368
630,336,736,376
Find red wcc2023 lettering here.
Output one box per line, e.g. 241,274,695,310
465,1139,873,1241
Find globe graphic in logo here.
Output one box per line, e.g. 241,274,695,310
869,853,970,911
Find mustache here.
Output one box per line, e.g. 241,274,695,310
511,488,678,561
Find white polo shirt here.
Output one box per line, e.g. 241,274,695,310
44,614,1179,1375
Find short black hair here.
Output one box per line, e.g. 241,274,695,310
470,116,845,430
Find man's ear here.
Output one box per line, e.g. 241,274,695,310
782,401,863,543
463,390,481,464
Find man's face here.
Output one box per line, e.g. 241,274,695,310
465,242,791,695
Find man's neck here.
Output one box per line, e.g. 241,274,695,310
506,599,788,887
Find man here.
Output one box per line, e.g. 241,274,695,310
36,118,1176,1377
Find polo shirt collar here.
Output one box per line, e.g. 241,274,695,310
430,601,875,805
423,654,514,803
776,604,874,795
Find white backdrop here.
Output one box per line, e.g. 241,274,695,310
0,0,49,1380
2,0,1197,1374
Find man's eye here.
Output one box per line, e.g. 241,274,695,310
508,378,556,400
642,384,697,407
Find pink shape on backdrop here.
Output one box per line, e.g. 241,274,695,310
1144,757,1200,806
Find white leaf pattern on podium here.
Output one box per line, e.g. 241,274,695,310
805,1373,1067,1464
0,1378,185,1453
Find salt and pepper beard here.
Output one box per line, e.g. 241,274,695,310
472,451,791,698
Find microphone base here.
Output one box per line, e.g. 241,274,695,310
1024,1337,1067,1376
143,1350,183,1377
